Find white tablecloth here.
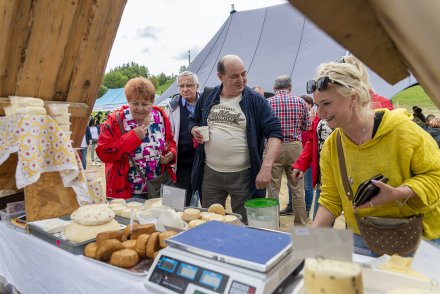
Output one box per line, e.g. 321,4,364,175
0,223,146,294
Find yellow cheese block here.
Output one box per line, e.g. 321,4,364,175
304,258,363,294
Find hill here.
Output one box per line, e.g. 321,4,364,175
392,84,440,117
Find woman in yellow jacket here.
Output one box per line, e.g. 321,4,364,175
308,61,440,256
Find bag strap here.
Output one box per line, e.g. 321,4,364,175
336,131,354,201
115,113,148,183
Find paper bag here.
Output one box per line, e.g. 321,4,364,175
25,172,79,221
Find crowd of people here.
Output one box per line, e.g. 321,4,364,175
91,53,440,257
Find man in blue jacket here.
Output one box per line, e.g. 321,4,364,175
189,54,282,222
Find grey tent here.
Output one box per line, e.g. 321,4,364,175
156,3,413,105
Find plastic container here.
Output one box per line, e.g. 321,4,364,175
0,209,26,230
244,198,280,230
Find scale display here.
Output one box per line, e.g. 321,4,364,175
149,255,229,293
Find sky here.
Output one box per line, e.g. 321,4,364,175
106,0,287,76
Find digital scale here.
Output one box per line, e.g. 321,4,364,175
144,221,304,294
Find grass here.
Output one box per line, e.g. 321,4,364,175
392,84,440,117
156,79,175,96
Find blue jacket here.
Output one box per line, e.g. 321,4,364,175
188,85,282,198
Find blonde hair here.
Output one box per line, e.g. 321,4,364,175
341,55,373,89
124,77,156,103
315,62,371,109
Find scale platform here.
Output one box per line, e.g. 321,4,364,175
167,220,292,272
145,221,303,294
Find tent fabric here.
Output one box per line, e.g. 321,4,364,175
94,88,159,111
157,3,414,105
93,88,127,111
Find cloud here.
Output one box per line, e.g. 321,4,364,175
137,26,158,39
142,47,150,53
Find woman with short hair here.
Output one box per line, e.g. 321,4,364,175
96,77,176,199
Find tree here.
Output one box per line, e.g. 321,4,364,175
103,71,128,88
179,65,187,73
158,72,167,86
98,85,108,98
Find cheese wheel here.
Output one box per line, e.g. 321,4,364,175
64,219,121,243
110,199,126,205
188,219,206,228
208,204,225,215
386,288,432,294
16,106,47,115
126,202,143,208
224,215,239,225
206,214,224,222
304,258,363,294
181,208,201,221
9,96,45,107
71,205,115,226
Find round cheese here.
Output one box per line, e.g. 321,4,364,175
64,219,120,243
304,258,363,294
181,208,200,221
208,204,225,215
71,205,115,226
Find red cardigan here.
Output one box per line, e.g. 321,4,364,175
96,106,176,199
292,116,320,188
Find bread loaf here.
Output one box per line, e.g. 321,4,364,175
122,240,137,250
158,231,177,248
95,239,123,261
84,242,98,258
96,230,124,246
134,234,150,258
130,224,156,240
146,232,160,258
110,249,140,268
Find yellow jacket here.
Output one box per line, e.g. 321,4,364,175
319,109,440,239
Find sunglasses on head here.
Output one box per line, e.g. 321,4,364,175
306,76,345,94
335,56,346,63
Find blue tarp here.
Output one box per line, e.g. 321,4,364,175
93,88,126,111
94,88,159,111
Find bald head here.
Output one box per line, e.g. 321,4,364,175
217,54,247,98
217,55,244,75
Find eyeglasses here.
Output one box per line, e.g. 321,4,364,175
306,76,345,94
178,83,196,89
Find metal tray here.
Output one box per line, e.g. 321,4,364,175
83,255,154,276
184,206,243,221
28,216,125,255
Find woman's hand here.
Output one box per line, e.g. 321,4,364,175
356,180,403,209
133,123,149,140
160,151,175,164
290,168,304,185
191,127,204,144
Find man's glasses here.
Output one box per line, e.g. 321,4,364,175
306,76,345,94
178,83,196,89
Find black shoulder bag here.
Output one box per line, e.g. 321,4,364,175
116,113,173,199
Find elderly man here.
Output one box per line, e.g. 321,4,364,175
166,71,200,206
189,55,282,222
267,75,310,224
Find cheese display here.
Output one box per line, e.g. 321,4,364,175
30,218,71,234
9,96,45,107
64,205,121,243
83,221,176,270
379,255,429,280
304,258,364,294
181,208,201,221
386,288,433,294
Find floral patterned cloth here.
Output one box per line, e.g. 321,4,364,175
122,108,166,195
0,115,91,205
